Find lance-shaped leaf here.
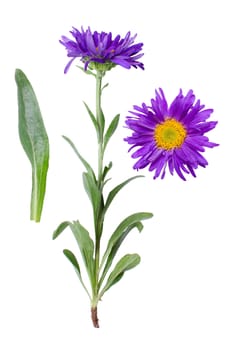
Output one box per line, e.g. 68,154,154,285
63,249,91,299
52,221,71,240
62,135,96,182
99,212,153,288
15,69,49,222
82,172,103,235
103,114,120,152
83,102,99,138
69,221,95,284
99,254,141,297
103,175,144,217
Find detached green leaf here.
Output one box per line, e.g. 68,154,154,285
69,221,95,284
103,114,120,151
100,254,141,297
63,249,91,299
52,221,70,240
15,68,49,222
99,212,153,288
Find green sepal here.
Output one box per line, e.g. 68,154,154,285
99,212,153,288
69,221,95,285
103,114,120,152
52,221,71,240
15,68,49,222
99,254,141,297
63,249,91,299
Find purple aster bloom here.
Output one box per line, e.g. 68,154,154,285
124,89,219,180
60,26,144,73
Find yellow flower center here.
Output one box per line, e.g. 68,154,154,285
154,118,186,150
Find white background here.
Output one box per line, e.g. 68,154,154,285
0,0,231,349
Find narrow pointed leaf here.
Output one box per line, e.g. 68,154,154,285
99,108,105,135
82,172,102,226
15,68,49,222
52,221,70,240
102,161,112,181
102,82,109,91
103,176,144,216
100,254,141,297
83,101,99,137
62,135,96,182
98,221,143,288
63,249,91,299
103,114,120,151
99,212,152,287
69,221,95,284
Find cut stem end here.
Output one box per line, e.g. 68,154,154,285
91,306,100,328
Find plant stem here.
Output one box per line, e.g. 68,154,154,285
91,70,105,326
91,306,99,328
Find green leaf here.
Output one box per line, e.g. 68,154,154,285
83,102,99,138
103,175,144,216
99,212,153,288
69,221,95,284
101,82,109,91
82,172,102,219
63,249,91,299
62,135,96,182
52,221,70,240
103,114,120,152
99,108,105,136
15,68,49,222
102,161,112,182
99,254,141,297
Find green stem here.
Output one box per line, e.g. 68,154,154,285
96,71,104,184
92,70,105,307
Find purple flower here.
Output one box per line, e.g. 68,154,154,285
124,89,219,180
60,26,144,73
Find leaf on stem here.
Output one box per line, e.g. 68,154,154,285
99,212,153,287
15,68,49,222
82,172,103,225
69,221,95,284
62,135,96,182
52,221,71,240
83,102,99,138
103,114,120,152
99,254,141,297
103,175,144,216
99,108,105,136
102,161,112,182
63,249,91,299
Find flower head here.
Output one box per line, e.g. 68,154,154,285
124,89,218,180
60,26,144,73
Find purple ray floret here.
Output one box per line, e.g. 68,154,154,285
124,89,219,180
60,26,144,73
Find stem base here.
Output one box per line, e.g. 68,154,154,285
91,306,100,328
